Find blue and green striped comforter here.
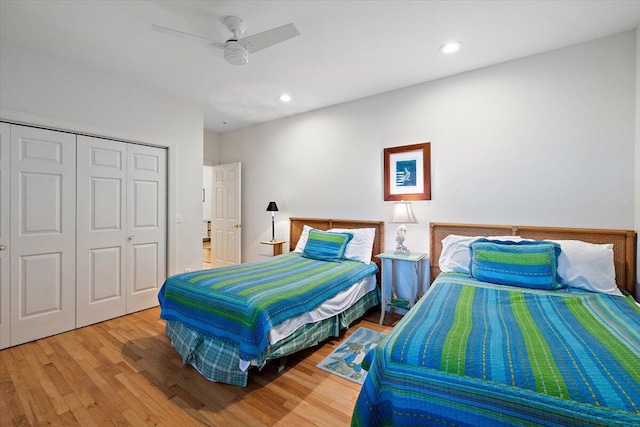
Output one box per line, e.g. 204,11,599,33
352,273,640,426
158,253,377,361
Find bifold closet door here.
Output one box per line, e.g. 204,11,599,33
77,138,166,326
10,125,76,346
126,144,166,313
0,123,10,349
76,136,127,327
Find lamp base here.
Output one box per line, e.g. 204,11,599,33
394,224,410,255
394,244,411,255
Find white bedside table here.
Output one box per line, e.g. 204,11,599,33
376,251,428,325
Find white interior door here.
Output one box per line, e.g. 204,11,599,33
203,165,212,222
0,123,10,349
126,144,166,313
76,136,127,327
10,125,76,346
211,162,241,268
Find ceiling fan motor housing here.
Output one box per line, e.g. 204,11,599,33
224,40,248,65
223,16,247,38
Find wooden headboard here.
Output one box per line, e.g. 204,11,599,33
289,217,385,274
430,222,637,295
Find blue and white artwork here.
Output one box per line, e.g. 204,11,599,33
395,159,417,187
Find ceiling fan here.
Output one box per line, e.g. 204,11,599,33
152,16,299,65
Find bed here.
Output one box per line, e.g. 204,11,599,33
159,217,384,386
352,222,640,426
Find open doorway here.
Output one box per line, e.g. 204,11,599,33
209,163,242,268
202,163,242,269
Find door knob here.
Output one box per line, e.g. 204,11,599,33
128,235,135,241
233,224,241,229
0,245,5,251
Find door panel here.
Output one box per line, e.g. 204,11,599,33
132,180,158,227
11,125,76,346
21,173,62,233
90,247,122,300
132,243,158,292
211,163,241,268
0,123,9,349
126,144,166,313
76,136,127,327
92,178,123,230
20,253,62,316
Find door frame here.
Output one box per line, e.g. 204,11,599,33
0,123,10,349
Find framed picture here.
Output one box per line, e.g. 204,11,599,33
383,142,431,201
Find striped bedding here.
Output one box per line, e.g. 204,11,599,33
352,272,640,426
166,288,379,386
159,253,378,361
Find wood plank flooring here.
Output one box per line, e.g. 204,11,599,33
1,307,397,426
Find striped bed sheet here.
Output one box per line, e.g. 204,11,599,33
352,272,640,426
268,274,376,345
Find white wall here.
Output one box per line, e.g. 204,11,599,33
220,31,636,269
0,43,204,275
204,129,220,166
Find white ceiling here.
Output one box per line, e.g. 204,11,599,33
1,1,640,133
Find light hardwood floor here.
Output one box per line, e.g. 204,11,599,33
1,306,397,426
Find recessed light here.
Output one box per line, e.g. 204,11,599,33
279,93,292,102
440,41,462,54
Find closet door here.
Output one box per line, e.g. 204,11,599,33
10,125,76,346
126,144,166,313
0,123,10,349
76,136,127,327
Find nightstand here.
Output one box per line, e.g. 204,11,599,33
376,251,428,325
261,240,286,256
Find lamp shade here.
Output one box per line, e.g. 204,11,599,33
266,202,279,212
390,201,417,224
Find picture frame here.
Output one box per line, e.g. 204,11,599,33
383,142,431,201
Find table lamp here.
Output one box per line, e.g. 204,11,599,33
390,201,417,254
266,202,279,242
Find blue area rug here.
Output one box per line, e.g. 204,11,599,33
316,327,386,384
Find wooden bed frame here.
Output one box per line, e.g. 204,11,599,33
430,222,637,295
289,217,385,275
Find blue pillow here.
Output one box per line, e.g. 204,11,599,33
469,239,563,290
301,230,353,262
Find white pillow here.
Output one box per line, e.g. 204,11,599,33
293,225,315,253
329,228,376,264
439,234,523,274
552,240,621,296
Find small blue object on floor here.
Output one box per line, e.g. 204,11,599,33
316,327,387,385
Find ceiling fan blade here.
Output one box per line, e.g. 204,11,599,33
151,24,225,49
238,23,299,54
